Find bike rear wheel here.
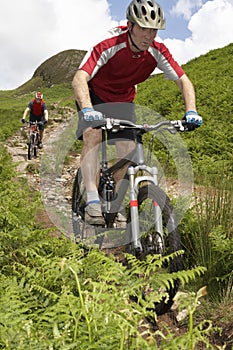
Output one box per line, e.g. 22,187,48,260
127,183,182,315
27,135,34,160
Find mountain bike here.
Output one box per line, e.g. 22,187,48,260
24,121,44,160
72,117,190,314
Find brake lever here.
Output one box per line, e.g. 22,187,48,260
170,120,186,132
105,118,122,132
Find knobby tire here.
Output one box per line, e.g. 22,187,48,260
130,183,182,315
72,168,86,239
27,135,34,160
27,133,38,160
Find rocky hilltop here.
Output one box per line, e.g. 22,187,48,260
32,49,86,87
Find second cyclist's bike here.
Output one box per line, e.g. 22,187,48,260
24,121,44,160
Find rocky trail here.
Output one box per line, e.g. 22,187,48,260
6,108,79,237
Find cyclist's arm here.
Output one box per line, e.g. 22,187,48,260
22,107,30,120
44,109,49,121
175,74,197,113
72,69,92,109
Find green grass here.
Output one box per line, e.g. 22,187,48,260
136,43,233,176
180,174,233,302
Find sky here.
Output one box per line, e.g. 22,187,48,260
1,0,233,90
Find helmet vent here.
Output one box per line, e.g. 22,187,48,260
151,10,156,20
141,6,147,16
133,4,139,18
147,1,154,8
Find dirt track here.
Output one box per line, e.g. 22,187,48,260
6,112,79,236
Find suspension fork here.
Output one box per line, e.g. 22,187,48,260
128,166,142,250
127,137,146,250
128,159,164,251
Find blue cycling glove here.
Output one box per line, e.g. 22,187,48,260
81,107,104,121
183,110,202,131
184,110,202,126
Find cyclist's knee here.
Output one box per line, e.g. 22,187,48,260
83,128,102,146
115,140,135,157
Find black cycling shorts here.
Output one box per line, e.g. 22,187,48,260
76,90,136,144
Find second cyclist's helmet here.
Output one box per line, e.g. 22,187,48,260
126,0,165,29
35,91,43,100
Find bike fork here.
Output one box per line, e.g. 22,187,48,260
153,201,165,253
128,167,142,251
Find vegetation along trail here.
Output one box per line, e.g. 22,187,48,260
1,44,233,348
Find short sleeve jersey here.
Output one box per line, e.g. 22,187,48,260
28,99,47,118
79,26,185,103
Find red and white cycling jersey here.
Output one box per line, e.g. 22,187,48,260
79,26,185,103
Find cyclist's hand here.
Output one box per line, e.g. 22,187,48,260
81,107,104,121
183,110,202,131
21,118,26,124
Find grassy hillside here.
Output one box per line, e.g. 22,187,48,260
0,84,74,141
136,43,233,176
0,49,86,141
1,44,233,175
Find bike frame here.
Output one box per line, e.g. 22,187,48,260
99,125,163,251
29,122,39,145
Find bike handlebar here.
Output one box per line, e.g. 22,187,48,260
102,117,190,134
22,120,46,126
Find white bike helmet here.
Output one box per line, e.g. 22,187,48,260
126,0,165,29
35,91,43,100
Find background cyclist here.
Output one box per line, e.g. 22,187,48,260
72,0,202,226
22,91,48,148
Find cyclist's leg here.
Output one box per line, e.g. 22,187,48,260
81,127,105,225
76,94,107,225
81,127,102,192
37,116,44,144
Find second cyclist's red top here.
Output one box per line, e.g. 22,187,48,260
79,26,185,103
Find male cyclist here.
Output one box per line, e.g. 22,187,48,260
22,91,48,148
72,0,202,226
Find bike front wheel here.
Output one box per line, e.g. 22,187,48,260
127,183,182,315
34,134,38,158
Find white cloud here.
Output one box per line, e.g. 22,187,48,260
163,0,233,65
171,0,204,20
1,0,233,90
0,0,117,90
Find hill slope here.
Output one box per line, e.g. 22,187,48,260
136,43,233,175
33,49,86,86
0,44,233,175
